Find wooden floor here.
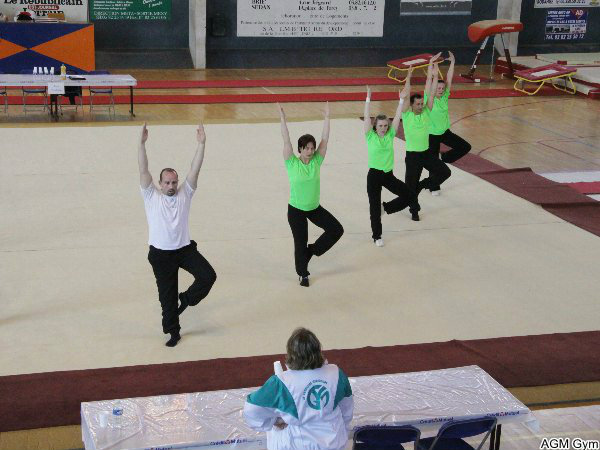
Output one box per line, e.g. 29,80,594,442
1,65,599,175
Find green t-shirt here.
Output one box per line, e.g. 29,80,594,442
366,127,396,172
424,89,451,135
402,108,431,152
285,153,324,211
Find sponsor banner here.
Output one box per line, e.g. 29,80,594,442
545,9,587,40
0,0,88,22
535,0,599,7
89,0,171,20
237,0,385,37
400,0,471,15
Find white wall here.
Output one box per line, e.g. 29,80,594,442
189,0,207,69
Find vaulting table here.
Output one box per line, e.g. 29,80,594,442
80,365,538,450
0,74,137,118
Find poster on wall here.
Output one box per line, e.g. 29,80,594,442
89,0,171,20
545,9,587,40
0,0,88,22
400,0,472,15
237,0,385,37
535,0,599,7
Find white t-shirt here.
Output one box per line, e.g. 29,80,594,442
141,180,195,250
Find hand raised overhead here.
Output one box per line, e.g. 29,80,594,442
430,52,443,64
196,123,206,144
140,122,148,144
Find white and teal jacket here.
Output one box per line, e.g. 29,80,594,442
243,363,354,450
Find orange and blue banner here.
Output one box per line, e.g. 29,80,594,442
0,23,94,74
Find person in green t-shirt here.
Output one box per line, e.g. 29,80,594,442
278,103,344,288
425,51,472,196
401,58,451,221
363,85,413,247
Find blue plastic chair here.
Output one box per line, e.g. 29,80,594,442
0,71,7,113
416,417,497,450
19,69,48,113
88,70,115,116
353,425,421,450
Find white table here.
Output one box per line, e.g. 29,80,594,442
0,74,137,117
81,365,538,450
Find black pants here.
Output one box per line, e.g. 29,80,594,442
367,168,413,240
287,204,344,277
428,129,472,191
147,240,217,334
405,150,451,214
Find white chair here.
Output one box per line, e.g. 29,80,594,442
88,70,115,117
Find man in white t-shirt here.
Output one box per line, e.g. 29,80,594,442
138,123,217,347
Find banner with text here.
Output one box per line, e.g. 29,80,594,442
0,0,88,22
545,9,587,40
400,0,472,15
89,0,171,20
237,0,385,37
535,0,599,7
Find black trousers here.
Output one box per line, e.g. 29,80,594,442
287,204,344,277
405,150,451,214
148,240,217,334
428,129,472,191
367,168,413,240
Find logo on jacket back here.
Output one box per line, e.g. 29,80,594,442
306,384,330,410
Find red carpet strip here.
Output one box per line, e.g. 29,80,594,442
0,331,599,431
567,181,600,194
6,87,565,107
452,155,600,237
132,75,490,89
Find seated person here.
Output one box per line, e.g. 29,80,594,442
243,327,354,450
15,8,34,21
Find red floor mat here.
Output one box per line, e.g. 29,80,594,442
453,155,600,237
1,331,598,431
567,182,600,194
5,87,564,107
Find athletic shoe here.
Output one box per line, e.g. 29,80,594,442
299,276,309,287
411,212,420,221
165,332,181,347
375,239,384,247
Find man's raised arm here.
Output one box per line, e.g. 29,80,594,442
401,68,413,113
186,123,206,190
138,123,153,189
427,63,439,111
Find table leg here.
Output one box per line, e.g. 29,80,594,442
130,87,135,117
495,424,502,450
50,94,58,120
489,424,502,450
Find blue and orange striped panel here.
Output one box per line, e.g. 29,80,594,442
0,23,95,73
